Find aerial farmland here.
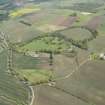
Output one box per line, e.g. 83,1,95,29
0,0,105,105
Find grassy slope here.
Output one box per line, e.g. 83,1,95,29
60,28,93,41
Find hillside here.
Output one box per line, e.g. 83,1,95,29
1,0,105,105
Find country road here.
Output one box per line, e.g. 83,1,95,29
29,86,35,105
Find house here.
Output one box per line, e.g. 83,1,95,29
99,53,105,60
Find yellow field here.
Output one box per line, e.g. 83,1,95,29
9,5,41,18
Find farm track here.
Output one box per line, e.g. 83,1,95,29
29,86,35,105
54,58,90,81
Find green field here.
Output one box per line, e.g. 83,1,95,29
15,69,53,85
17,36,71,53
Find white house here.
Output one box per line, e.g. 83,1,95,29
99,53,105,60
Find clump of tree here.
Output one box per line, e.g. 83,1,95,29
90,52,100,60
70,12,77,16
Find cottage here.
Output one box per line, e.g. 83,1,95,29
99,53,105,60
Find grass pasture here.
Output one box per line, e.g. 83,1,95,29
60,27,93,41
